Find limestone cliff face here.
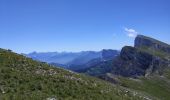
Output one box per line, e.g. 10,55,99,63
111,35,170,77
135,35,170,54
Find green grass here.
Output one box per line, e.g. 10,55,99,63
164,68,170,79
118,75,170,100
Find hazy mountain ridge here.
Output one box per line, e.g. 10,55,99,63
27,51,84,64
68,49,119,71
26,49,120,70
27,51,101,64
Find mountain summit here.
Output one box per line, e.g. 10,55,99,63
112,35,170,77
135,35,170,54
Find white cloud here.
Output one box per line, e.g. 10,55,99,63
124,28,138,38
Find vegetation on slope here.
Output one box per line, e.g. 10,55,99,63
117,74,170,100
0,48,143,100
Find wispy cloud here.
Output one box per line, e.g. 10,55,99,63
124,28,138,38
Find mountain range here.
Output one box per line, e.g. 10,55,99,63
26,49,120,70
1,35,170,99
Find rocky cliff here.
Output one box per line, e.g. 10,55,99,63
135,35,170,54
111,35,170,77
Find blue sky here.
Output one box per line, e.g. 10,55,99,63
0,0,170,53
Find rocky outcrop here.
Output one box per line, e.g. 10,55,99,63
79,35,170,78
135,35,170,54
111,35,170,77
112,46,169,77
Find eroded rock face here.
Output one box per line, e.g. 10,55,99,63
111,35,170,77
135,35,170,54
112,46,152,77
120,46,153,70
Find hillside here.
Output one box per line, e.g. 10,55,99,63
0,48,145,100
80,35,170,99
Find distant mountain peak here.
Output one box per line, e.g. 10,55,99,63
30,51,37,54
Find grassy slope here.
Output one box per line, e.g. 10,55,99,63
117,74,170,100
0,48,143,100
